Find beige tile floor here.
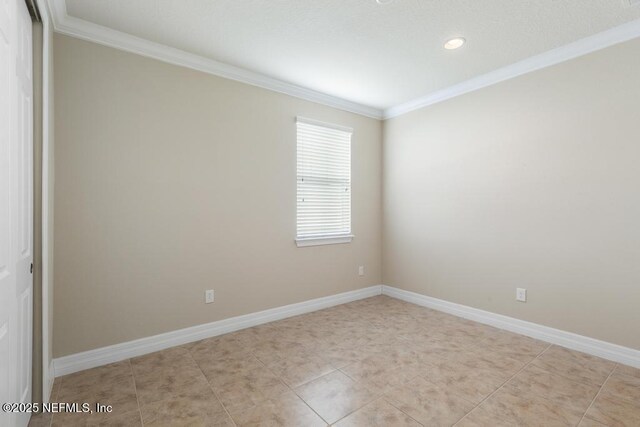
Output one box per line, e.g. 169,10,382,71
29,296,640,426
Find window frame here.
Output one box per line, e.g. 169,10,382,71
295,116,354,248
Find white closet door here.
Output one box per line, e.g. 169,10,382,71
14,0,33,424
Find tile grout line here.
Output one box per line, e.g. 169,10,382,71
383,395,427,427
321,354,396,424
329,348,432,425
185,347,238,427
388,334,548,427
394,365,478,424
191,330,339,425
331,315,489,425
315,378,389,426
328,396,386,426
320,342,422,425
128,359,144,426
288,380,334,426
331,331,495,426
206,376,238,427
452,343,553,426
576,363,617,426
383,323,545,426
255,326,402,426
252,346,333,426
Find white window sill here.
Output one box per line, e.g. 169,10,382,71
295,235,354,247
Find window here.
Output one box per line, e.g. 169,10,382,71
296,117,353,247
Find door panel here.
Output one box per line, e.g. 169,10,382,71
14,1,33,426
0,0,15,424
18,288,31,403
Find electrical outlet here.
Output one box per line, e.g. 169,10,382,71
205,290,215,304
516,288,527,302
358,266,364,276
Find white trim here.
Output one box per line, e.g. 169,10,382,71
44,361,54,402
295,235,354,247
46,0,382,120
382,285,640,369
53,285,382,377
296,116,353,134
37,0,53,404
383,18,640,119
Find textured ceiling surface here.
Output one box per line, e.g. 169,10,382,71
65,0,640,110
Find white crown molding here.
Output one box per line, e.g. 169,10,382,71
53,285,382,377
46,0,383,120
382,285,640,368
384,18,640,119
48,0,640,122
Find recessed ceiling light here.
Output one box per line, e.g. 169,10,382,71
376,0,394,4
444,37,466,50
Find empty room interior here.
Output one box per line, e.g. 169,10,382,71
2,0,640,426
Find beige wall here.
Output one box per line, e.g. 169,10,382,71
53,35,382,357
54,30,640,358
383,38,640,350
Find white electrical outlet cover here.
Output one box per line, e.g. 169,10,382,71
205,290,215,304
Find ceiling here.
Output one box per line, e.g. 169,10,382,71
62,0,640,114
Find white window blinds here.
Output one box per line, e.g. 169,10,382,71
296,117,353,246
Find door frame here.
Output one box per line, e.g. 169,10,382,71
34,0,53,402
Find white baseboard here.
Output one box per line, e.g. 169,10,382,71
382,285,640,368
53,285,383,377
54,283,640,377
